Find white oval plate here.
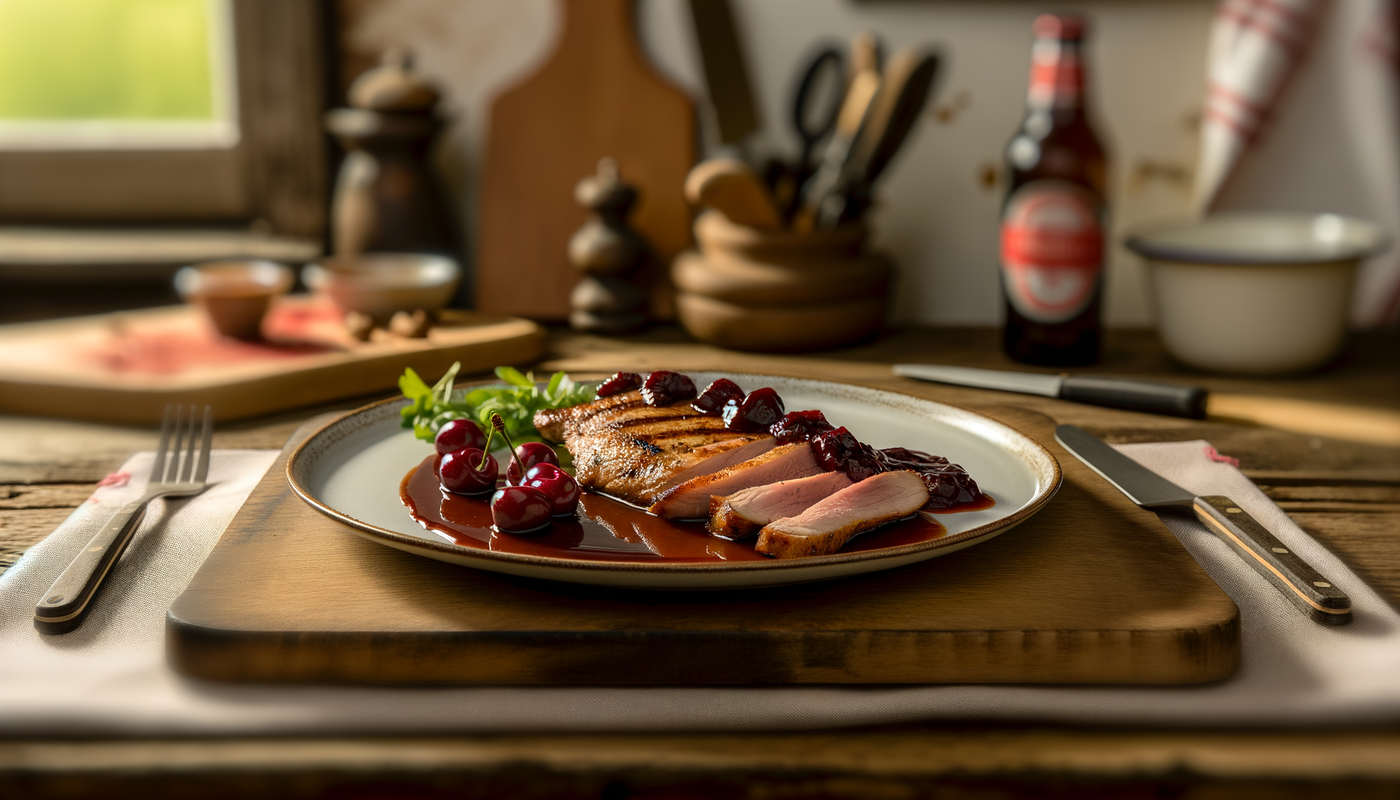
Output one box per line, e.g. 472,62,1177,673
286,373,1061,589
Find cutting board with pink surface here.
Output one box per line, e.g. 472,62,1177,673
0,297,543,423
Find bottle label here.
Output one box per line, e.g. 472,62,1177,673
1000,180,1103,324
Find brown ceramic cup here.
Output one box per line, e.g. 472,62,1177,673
174,260,294,341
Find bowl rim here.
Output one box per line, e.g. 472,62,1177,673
1125,211,1390,266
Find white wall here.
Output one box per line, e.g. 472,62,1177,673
348,0,1216,327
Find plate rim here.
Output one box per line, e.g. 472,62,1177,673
285,372,1062,577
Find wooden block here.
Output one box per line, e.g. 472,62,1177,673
167,406,1240,686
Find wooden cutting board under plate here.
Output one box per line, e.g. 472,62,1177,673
166,406,1241,685
0,297,544,423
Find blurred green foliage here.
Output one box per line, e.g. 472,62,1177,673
0,0,220,121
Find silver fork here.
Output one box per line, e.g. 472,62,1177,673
34,405,212,634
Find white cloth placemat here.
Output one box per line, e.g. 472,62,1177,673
1,442,1397,735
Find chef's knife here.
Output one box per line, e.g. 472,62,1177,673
1054,424,1352,625
893,363,1208,418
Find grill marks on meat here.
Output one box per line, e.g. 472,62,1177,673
707,470,854,540
755,470,929,559
534,390,775,508
649,443,821,520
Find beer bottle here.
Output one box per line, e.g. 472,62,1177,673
999,14,1108,366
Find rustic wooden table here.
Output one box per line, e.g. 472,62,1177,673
2,326,1398,799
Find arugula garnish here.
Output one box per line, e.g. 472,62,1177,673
398,362,596,445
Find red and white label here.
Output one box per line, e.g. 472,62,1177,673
1000,180,1103,323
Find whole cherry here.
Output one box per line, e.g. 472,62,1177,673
523,462,581,516
722,387,785,432
438,448,499,495
491,485,553,533
507,441,561,485
691,378,745,414
435,418,487,455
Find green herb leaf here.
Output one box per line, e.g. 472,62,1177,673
398,363,597,443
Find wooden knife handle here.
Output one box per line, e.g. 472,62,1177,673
33,500,148,634
1193,496,1352,625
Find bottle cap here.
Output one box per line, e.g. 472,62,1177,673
1033,14,1087,40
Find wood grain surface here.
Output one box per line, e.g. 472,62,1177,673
476,0,695,320
166,404,1239,686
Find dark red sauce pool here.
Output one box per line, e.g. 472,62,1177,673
400,456,995,563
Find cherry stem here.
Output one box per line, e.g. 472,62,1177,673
490,413,518,461
477,423,494,470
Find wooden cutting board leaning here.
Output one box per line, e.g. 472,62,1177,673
0,298,544,424
476,0,696,320
166,406,1240,685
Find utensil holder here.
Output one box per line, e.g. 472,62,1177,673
673,211,892,352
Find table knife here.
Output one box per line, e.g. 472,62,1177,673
892,363,1400,446
893,363,1208,417
1054,423,1352,625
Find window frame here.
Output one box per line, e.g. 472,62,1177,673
0,0,328,240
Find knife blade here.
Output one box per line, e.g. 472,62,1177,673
1054,424,1352,625
893,363,1208,418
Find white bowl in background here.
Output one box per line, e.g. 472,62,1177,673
1126,212,1387,375
302,253,460,322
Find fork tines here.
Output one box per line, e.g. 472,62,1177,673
152,405,212,485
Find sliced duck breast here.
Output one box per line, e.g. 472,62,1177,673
755,470,929,559
708,470,854,540
648,442,822,519
537,389,776,507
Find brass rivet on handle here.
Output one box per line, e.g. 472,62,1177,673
1272,547,1289,554
1313,581,1332,588
1226,507,1242,514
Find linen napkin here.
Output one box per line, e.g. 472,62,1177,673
1,442,1397,736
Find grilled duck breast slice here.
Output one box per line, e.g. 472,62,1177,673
707,470,854,540
648,443,822,520
539,390,776,507
755,470,929,559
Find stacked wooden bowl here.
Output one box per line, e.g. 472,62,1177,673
673,211,894,352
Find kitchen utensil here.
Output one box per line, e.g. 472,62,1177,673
174,260,294,341
1125,212,1388,375
894,363,1400,446
0,300,544,424
302,253,460,323
685,0,759,146
675,291,886,352
171,406,1239,685
671,248,892,306
893,364,1207,417
790,46,845,173
477,0,695,320
285,373,1061,590
683,158,784,229
35,405,212,634
693,208,867,263
791,39,882,232
1055,423,1352,625
817,46,939,228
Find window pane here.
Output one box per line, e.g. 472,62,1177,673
0,0,237,149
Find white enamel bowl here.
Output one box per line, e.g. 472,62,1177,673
1126,212,1387,375
286,373,1062,590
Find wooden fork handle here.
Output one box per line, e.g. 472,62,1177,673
34,500,148,634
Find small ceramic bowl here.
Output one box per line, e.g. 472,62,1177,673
174,260,294,340
302,253,460,322
1126,212,1387,375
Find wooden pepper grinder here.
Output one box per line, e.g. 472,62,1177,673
568,159,650,333
325,49,456,257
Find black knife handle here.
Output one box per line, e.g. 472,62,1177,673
1193,496,1352,625
1060,376,1208,418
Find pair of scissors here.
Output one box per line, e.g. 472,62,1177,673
790,46,846,174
